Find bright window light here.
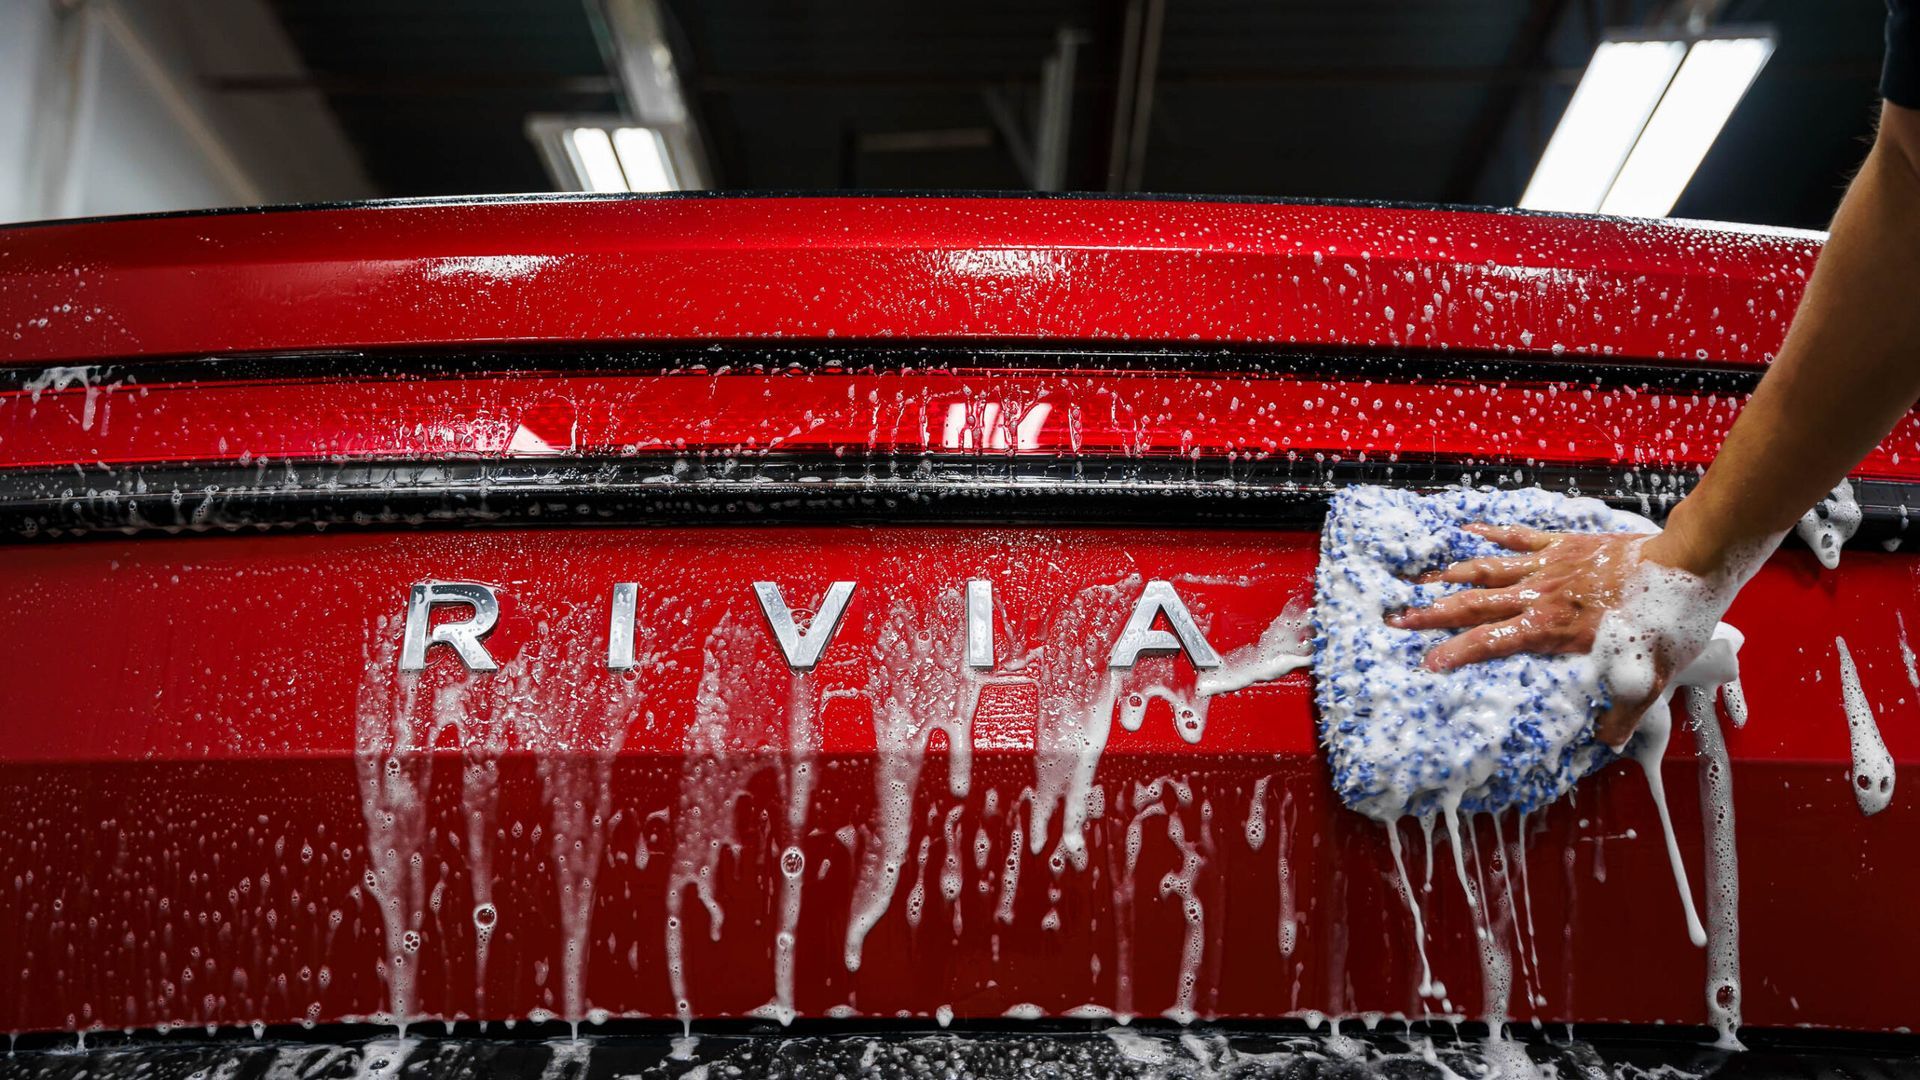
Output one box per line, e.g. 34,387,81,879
612,127,676,192
1519,32,1773,218
1519,40,1685,214
566,127,628,193
528,117,688,193
1600,36,1775,217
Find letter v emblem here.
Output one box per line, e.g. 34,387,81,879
754,581,856,672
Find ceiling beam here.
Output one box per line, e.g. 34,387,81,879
1105,0,1165,192
1441,0,1579,204
587,0,711,188
207,74,620,97
661,61,1871,95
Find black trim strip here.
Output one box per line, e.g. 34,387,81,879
3,1021,1916,1074
4,454,1913,547
0,187,1827,236
0,341,1763,390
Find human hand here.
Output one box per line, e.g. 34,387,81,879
1385,524,1671,748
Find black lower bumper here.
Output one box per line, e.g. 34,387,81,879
6,1024,1919,1079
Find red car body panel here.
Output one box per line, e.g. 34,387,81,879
0,196,1807,365
8,365,1920,483
0,196,1913,1039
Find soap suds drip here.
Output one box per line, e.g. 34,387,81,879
1440,801,1476,913
534,746,615,1029
1244,776,1271,851
23,364,123,433
1113,783,1170,1021
995,810,1026,926
1835,637,1896,816
1720,680,1749,728
1116,605,1312,745
1794,480,1860,570
1158,807,1207,1023
664,611,814,1030
1277,791,1298,959
1418,814,1435,894
1384,819,1436,1000
1899,612,1920,694
1031,581,1309,869
1193,599,1315,699
845,591,988,972
494,611,640,1029
1489,813,1536,1004
512,605,667,1030
1462,816,1513,1036
767,676,824,1025
354,617,431,1031
1630,703,1708,949
1029,581,1131,869
1510,811,1540,979
357,598,672,1034
461,752,501,1021
1588,539,1767,951
1686,686,1744,1049
940,805,966,936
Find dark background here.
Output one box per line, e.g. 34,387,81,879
231,1,1886,228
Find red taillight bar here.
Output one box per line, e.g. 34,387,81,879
5,364,1920,483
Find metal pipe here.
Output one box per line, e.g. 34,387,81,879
1034,28,1085,191
1121,0,1166,192
1104,0,1145,191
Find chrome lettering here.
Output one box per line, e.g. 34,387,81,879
966,579,994,669
399,582,500,672
1107,580,1221,670
607,581,639,670
754,581,855,672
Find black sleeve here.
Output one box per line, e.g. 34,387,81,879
1889,0,1920,107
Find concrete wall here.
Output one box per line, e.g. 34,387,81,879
0,0,373,224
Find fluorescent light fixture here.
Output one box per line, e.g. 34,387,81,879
1519,40,1685,213
566,127,628,193
611,127,676,192
1601,36,1775,217
1518,30,1774,218
527,117,686,193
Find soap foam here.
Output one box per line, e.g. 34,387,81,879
1835,636,1896,816
1794,480,1860,570
1314,486,1658,821
1315,485,1763,822
1314,484,1767,1037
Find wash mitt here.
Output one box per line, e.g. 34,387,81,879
1313,485,1656,821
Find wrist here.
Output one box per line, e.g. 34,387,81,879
1646,499,1739,579
1648,494,1785,585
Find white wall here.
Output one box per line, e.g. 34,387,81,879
0,0,373,224
0,1,61,220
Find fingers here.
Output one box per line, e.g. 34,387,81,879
1463,523,1552,552
1414,552,1545,587
1406,525,1557,585
1387,586,1529,630
1594,685,1658,748
1420,616,1552,671
1593,701,1639,749
1594,672,1670,749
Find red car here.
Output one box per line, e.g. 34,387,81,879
0,195,1914,1073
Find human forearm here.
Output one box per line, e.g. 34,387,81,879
1652,103,1920,578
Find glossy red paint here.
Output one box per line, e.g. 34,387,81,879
0,196,1813,367
0,528,1912,1036
0,197,1913,1041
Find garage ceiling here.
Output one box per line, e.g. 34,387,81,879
249,0,1884,229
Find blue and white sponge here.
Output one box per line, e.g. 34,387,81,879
1313,485,1657,821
